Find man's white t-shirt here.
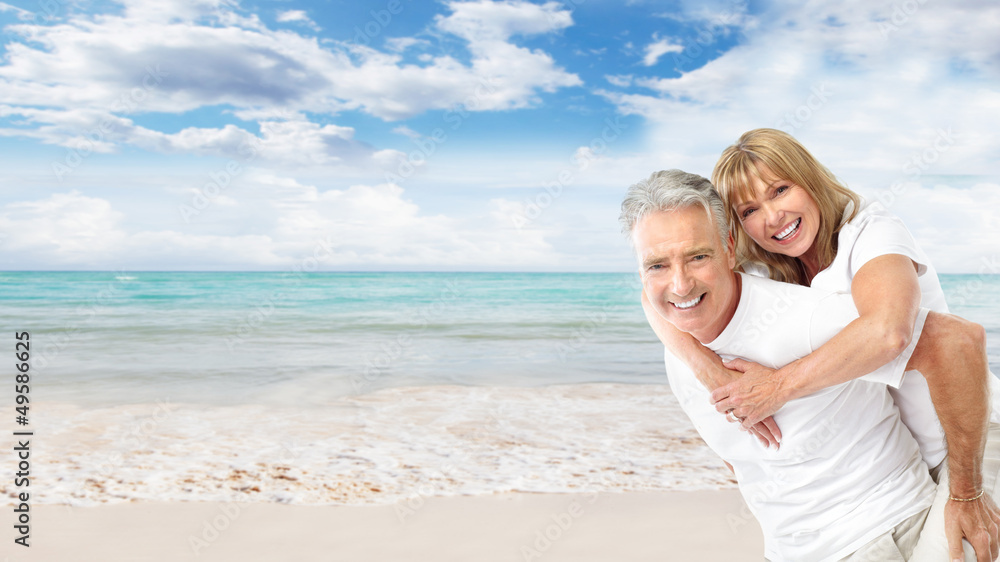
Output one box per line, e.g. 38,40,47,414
664,273,936,562
807,198,1000,468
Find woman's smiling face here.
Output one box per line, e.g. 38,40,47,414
732,164,821,260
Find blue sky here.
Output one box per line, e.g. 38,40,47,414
0,0,997,272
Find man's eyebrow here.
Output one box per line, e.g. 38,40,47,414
641,246,714,268
641,254,666,269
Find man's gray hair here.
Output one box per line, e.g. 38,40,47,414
619,169,730,247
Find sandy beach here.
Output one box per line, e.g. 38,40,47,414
11,490,762,561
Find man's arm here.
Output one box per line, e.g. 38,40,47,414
908,311,1000,561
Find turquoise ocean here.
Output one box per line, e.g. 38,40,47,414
1,271,998,506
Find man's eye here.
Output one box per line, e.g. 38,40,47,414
692,255,708,261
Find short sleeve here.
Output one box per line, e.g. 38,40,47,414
808,292,919,388
848,211,930,279
740,261,770,279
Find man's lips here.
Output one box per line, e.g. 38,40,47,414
671,293,705,310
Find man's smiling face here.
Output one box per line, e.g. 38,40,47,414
633,205,740,343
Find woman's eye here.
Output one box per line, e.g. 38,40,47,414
741,208,755,219
775,185,789,195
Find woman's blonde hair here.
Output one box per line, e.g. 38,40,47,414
711,128,861,286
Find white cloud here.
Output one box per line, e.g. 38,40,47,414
602,0,1000,179
384,37,429,52
276,9,319,31
0,179,563,270
391,126,422,139
654,0,751,29
0,191,125,263
435,0,572,42
0,0,581,127
276,9,307,22
590,0,1000,272
642,34,683,67
605,74,633,88
0,2,34,20
0,106,397,170
115,0,242,24
857,182,1000,274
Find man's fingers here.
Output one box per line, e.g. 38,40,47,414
979,499,1000,560
969,527,992,562
987,514,999,560
947,519,966,562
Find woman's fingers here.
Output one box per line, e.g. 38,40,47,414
722,358,751,373
760,416,782,445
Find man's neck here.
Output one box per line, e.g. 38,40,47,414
692,271,742,344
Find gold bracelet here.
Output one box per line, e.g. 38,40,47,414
949,489,985,502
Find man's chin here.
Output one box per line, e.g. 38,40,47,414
654,304,703,336
665,308,708,335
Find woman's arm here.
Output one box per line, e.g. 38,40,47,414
641,290,781,448
709,253,923,421
711,254,999,558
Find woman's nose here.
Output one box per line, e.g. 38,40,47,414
763,202,783,228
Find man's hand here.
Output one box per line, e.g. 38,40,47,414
945,493,1000,562
711,358,791,431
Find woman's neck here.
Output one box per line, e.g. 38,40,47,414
799,248,823,285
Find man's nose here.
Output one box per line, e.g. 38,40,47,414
671,265,695,297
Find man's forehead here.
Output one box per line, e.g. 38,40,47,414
635,206,718,241
634,207,720,259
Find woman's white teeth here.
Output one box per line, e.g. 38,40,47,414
674,295,702,309
775,218,801,240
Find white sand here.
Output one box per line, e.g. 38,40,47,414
10,490,763,561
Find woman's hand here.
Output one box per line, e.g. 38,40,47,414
747,417,783,449
711,358,793,432
640,290,783,448
712,360,783,449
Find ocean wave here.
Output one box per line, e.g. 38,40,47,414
5,384,734,506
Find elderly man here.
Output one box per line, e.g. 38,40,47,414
621,169,1000,561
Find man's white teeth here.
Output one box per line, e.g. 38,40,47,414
674,295,702,309
775,218,801,240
